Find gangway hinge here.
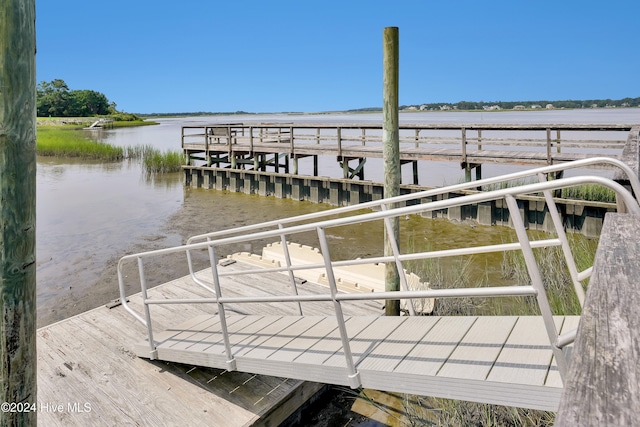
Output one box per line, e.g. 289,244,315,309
149,349,158,360
226,358,237,371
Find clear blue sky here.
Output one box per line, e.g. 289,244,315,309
36,1,639,114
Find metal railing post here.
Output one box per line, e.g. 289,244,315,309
138,257,157,359
316,226,361,388
505,195,568,380
380,204,416,315
207,243,237,371
279,224,303,315
537,173,586,305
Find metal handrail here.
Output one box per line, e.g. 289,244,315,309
185,156,640,244
184,157,640,293
116,172,640,386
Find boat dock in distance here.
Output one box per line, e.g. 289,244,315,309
182,122,637,183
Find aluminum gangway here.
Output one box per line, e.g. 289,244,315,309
117,158,640,411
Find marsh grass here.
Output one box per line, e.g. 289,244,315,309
37,129,184,173
113,120,158,128
482,177,617,203
500,233,596,316
141,146,184,174
37,128,124,160
560,184,616,203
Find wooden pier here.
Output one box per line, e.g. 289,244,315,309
182,122,635,183
182,124,639,238
36,262,376,426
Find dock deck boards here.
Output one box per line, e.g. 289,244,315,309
36,261,382,426
131,263,580,412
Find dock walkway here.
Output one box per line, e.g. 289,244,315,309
136,265,579,411
37,262,367,426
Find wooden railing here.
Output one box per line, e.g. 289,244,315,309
181,123,634,168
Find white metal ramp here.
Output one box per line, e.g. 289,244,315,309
118,158,640,412
134,311,579,410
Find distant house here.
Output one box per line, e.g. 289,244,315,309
440,105,451,110
546,104,554,109
531,105,542,109
483,105,501,111
513,105,526,110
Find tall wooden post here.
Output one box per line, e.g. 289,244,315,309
0,1,38,425
383,27,400,316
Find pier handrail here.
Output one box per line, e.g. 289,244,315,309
117,171,640,385
182,123,633,164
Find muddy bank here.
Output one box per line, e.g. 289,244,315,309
36,188,334,327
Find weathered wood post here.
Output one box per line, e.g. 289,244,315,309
0,1,38,425
383,27,400,316
555,214,640,426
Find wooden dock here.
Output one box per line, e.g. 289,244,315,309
36,261,383,426
182,123,635,181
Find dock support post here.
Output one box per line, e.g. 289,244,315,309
383,26,400,316
0,1,37,425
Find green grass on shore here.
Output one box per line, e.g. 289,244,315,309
36,116,158,128
37,128,124,161
37,128,181,173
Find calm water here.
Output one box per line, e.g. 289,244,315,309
36,109,640,321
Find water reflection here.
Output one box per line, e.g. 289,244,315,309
36,156,184,313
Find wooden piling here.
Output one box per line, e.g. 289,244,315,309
382,27,400,316
0,1,37,425
555,214,640,426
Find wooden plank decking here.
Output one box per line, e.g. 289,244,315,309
132,263,580,411
37,261,384,426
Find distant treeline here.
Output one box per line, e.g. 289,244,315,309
136,97,640,116
347,96,640,113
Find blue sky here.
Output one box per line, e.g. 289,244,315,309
36,1,639,114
